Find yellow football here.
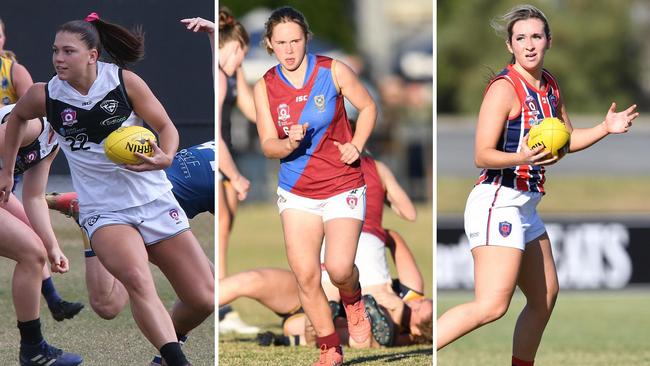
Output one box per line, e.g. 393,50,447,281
527,117,570,160
103,126,157,164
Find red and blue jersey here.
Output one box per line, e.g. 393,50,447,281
476,64,562,193
264,54,364,199
360,156,387,243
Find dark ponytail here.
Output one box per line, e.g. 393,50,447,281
58,13,145,69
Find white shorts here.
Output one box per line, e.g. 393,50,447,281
321,231,391,287
80,190,190,246
276,186,366,222
464,184,545,251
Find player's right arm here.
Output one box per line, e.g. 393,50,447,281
0,83,46,202
385,229,424,294
235,67,257,123
474,79,549,169
254,78,305,159
11,62,34,99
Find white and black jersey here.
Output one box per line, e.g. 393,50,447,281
0,104,58,176
45,61,172,214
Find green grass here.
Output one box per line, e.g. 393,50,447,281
220,202,433,365
438,176,650,215
0,212,214,365
437,291,650,365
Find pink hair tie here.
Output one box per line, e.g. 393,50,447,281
85,12,100,22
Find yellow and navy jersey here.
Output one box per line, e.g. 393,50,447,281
475,64,562,194
0,56,18,106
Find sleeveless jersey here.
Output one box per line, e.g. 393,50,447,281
0,56,18,106
0,104,59,176
360,156,387,242
263,54,364,199
165,140,215,218
476,64,561,193
221,71,236,150
45,61,172,214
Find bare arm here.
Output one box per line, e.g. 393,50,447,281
333,60,376,163
375,160,416,221
235,67,257,123
254,78,304,159
474,79,551,168
180,17,215,73
0,84,46,201
385,229,424,293
122,70,177,171
22,149,70,273
11,62,34,98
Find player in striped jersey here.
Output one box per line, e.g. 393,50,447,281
436,5,639,366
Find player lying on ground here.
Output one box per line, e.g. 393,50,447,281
219,228,432,348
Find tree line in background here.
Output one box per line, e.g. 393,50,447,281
438,0,644,114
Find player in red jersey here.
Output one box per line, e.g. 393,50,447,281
437,5,639,366
253,6,377,365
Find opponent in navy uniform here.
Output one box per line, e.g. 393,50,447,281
0,105,82,365
166,140,215,218
253,7,376,365
436,6,639,366
0,13,213,366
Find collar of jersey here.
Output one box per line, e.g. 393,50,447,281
276,53,316,90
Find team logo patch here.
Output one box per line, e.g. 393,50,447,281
169,209,180,221
277,103,290,124
100,100,119,115
277,194,287,204
86,215,100,226
549,95,558,108
61,108,78,127
2,96,10,105
346,194,358,209
498,221,512,237
314,94,325,112
26,150,38,162
1,77,8,89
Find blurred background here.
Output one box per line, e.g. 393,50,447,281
437,1,650,364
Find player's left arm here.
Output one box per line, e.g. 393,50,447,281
11,62,34,99
333,60,376,160
562,98,639,153
385,229,424,294
235,67,257,123
122,70,177,171
22,148,70,273
375,160,416,221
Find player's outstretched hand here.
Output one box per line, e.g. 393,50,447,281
181,17,215,34
231,174,251,201
126,139,173,172
604,102,639,134
520,135,558,166
49,247,70,274
333,141,361,165
0,170,14,204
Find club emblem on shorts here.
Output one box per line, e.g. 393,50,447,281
314,94,325,112
86,215,100,226
499,221,512,237
26,150,37,162
100,100,119,115
277,103,290,124
169,209,180,221
61,108,78,127
346,194,358,209
278,194,287,204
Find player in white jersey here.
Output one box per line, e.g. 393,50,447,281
0,13,213,366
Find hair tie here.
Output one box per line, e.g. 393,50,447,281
85,12,100,23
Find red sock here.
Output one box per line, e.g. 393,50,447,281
317,331,341,350
512,356,534,366
339,285,361,305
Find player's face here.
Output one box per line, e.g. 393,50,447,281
219,40,247,76
268,22,307,72
507,18,549,72
407,298,433,337
52,31,97,81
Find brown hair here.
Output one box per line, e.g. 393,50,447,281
263,6,312,55
491,4,551,64
219,7,249,49
58,14,145,69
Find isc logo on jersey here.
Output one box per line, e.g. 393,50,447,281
296,94,308,103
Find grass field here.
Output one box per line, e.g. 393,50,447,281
219,202,433,365
0,212,214,365
437,290,650,365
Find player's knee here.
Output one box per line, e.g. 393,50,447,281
18,241,47,269
295,270,321,294
90,298,122,320
325,266,354,287
478,299,510,324
117,268,153,296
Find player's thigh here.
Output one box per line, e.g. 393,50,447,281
280,209,324,280
472,245,523,305
91,224,152,284
0,208,44,261
323,217,362,272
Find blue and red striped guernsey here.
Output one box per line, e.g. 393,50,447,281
264,54,365,199
475,64,562,193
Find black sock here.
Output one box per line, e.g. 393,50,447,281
17,318,44,346
160,342,188,366
218,305,233,320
